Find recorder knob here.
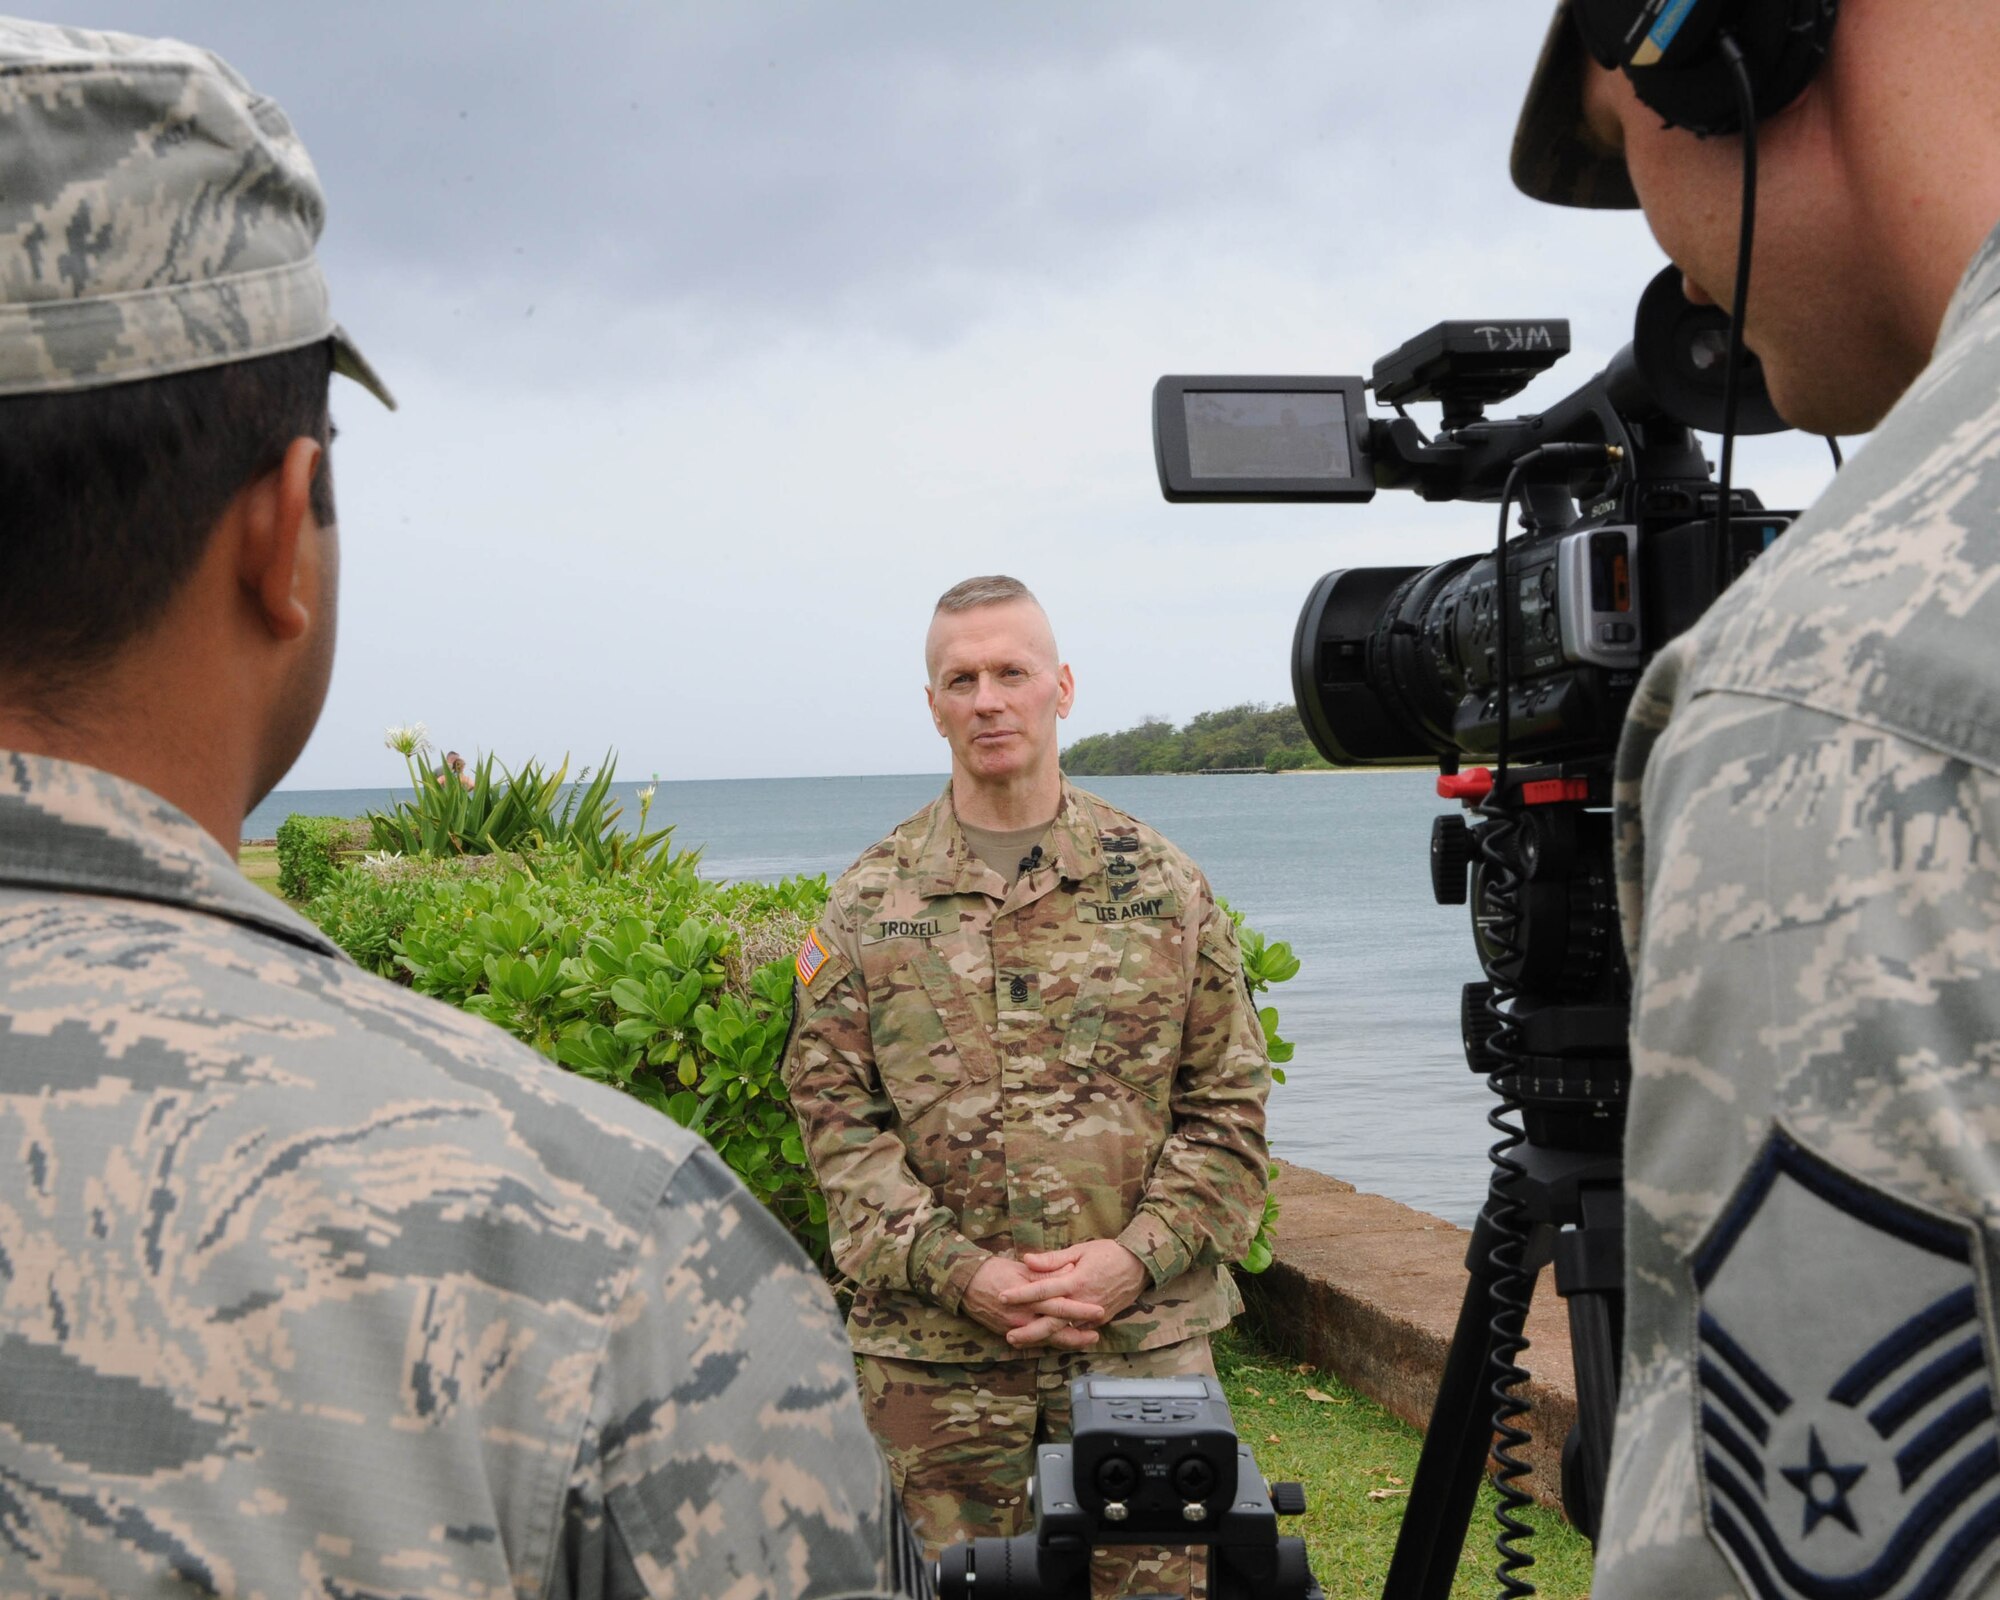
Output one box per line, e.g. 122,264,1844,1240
1431,814,1474,905
1462,982,1502,1075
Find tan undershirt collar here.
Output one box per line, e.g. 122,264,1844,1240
959,818,1054,891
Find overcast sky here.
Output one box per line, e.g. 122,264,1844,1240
59,2,1845,789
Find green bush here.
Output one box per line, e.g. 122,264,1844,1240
275,813,367,901
306,851,830,1262
1227,906,1301,1274
373,729,690,880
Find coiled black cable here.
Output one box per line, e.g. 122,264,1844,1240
1480,468,1539,1597
1478,439,1624,1593
1478,797,1539,1600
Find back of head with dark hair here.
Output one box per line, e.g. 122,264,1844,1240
0,341,334,703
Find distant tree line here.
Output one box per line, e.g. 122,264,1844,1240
1060,702,1330,775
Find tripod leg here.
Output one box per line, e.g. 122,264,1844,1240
1382,1199,1548,1600
1551,1183,1623,1544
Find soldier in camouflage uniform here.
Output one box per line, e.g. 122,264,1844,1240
782,576,1271,1591
0,20,922,1600
1513,5,2000,1596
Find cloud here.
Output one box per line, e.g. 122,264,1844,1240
43,1,1847,788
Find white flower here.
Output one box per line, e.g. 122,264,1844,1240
384,722,432,758
638,783,659,805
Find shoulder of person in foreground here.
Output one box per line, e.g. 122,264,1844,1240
0,858,923,1599
1615,217,2000,951
270,938,928,1600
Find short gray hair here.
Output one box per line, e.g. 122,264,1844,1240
934,574,1037,614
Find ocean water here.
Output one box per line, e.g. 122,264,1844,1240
249,771,1496,1224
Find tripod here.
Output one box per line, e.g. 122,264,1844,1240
1382,1143,1623,1600
1382,764,1631,1600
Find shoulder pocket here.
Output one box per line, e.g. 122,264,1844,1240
1198,913,1255,1010
1198,914,1243,976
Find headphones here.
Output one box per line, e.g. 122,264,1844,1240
1573,0,1840,136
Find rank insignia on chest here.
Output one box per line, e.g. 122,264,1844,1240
1689,1128,2000,1600
795,930,831,987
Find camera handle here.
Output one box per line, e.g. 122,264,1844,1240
1380,1144,1623,1600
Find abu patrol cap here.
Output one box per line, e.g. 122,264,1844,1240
1512,0,1839,209
1510,3,1641,210
0,16,394,405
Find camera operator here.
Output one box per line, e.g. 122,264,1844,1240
0,20,922,1600
1511,2,2000,1593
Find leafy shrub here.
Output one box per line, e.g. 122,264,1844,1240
1227,905,1303,1274
305,852,830,1262
373,727,690,881
275,813,368,901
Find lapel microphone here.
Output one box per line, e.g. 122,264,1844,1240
1017,844,1044,876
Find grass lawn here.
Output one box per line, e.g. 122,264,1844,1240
239,844,284,899
1212,1327,1593,1600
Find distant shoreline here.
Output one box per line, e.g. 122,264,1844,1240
1274,766,1432,776
1064,766,1433,778
241,765,1443,842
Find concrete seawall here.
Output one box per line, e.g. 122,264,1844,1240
1235,1159,1582,1511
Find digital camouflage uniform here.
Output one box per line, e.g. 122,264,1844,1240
1596,220,2000,1600
782,780,1270,1581
0,757,926,1600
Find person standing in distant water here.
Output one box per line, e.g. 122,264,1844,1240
782,574,1271,1594
0,20,923,1600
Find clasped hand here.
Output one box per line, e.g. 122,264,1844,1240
961,1240,1149,1350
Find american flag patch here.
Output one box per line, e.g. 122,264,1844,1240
795,930,830,987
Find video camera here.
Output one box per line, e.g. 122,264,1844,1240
933,1377,1318,1600
1151,267,1799,1594
1154,266,1790,770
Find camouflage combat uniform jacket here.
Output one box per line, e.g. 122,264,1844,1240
1595,221,2000,1600
0,756,922,1600
783,781,1270,1363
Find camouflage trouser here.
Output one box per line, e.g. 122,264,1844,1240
857,1337,1215,1599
